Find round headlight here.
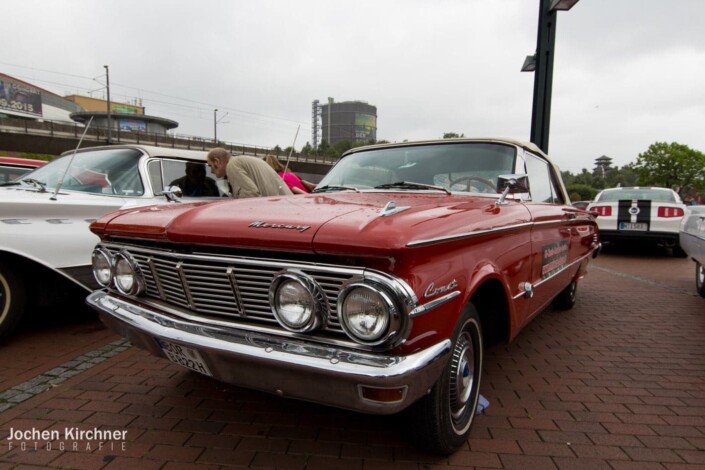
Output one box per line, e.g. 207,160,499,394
113,252,144,296
270,272,324,332
92,248,112,287
339,284,393,344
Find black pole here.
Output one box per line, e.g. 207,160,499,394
104,65,112,145
530,0,557,154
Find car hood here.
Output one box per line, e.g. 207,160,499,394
0,186,138,219
91,192,532,254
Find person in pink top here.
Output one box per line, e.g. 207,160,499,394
264,155,316,194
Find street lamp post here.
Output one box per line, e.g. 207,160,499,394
523,0,579,154
214,109,229,144
213,108,218,144
104,65,112,144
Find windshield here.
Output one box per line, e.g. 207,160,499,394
597,188,678,203
317,142,517,193
15,148,144,196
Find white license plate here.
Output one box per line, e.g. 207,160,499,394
155,338,212,376
619,222,647,231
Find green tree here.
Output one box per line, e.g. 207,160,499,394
300,142,313,156
566,183,598,201
632,142,705,198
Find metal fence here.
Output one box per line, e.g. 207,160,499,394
0,116,338,166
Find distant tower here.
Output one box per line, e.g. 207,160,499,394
594,155,613,179
319,98,377,145
311,100,320,148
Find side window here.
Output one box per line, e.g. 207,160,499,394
148,160,164,195
161,159,221,198
524,153,554,203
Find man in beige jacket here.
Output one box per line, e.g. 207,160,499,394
206,147,293,198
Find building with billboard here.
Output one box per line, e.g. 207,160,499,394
0,73,82,122
314,98,377,146
0,73,177,135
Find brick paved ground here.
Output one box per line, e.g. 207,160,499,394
0,249,703,469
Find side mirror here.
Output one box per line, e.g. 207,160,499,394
163,185,183,202
496,174,529,205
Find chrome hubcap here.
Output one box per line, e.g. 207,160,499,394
450,331,475,422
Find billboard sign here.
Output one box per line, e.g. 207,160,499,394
119,119,147,133
112,104,141,114
354,113,376,141
0,78,42,117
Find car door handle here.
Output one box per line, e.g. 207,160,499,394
562,209,578,220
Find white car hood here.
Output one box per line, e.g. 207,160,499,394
0,186,155,272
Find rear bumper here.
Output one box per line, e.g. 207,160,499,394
599,230,680,246
86,291,451,414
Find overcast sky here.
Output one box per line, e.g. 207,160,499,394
2,0,704,173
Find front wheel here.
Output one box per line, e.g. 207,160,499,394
696,262,705,298
407,303,483,454
0,261,26,340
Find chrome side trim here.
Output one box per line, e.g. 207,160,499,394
511,248,594,300
409,291,461,317
408,222,534,247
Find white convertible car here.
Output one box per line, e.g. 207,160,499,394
0,144,226,339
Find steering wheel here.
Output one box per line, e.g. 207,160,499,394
449,176,496,193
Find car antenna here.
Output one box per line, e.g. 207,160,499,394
51,116,94,201
283,125,300,174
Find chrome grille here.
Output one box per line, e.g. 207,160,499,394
106,245,358,335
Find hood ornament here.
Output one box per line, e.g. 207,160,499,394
379,200,410,217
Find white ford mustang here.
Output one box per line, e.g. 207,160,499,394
587,187,687,256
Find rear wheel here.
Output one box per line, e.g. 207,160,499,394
407,303,483,454
0,261,26,340
696,262,705,298
553,280,578,310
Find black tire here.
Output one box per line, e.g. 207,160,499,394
406,303,483,454
553,280,577,310
0,261,26,340
696,262,705,298
672,245,688,258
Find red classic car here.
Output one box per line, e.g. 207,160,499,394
0,156,45,183
86,138,599,454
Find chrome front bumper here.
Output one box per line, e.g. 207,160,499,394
86,291,451,414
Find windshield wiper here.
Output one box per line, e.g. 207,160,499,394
374,181,451,195
312,185,360,193
23,178,48,192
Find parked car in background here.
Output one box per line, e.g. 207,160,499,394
86,138,599,454
0,156,46,184
0,144,225,339
679,206,705,297
587,187,687,256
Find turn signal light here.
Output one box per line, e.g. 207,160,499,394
358,385,407,404
657,207,684,218
592,206,612,217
